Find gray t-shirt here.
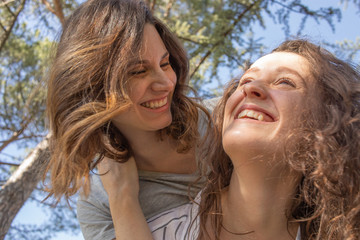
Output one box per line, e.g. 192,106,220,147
76,97,219,240
77,171,204,240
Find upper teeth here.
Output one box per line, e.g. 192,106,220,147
238,109,264,121
141,98,167,109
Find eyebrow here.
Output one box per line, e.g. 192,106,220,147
130,52,169,66
243,67,260,75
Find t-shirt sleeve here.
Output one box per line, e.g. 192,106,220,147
203,96,221,113
77,175,115,240
197,97,220,138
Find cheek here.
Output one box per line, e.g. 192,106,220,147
222,91,244,134
222,105,233,134
127,80,146,102
225,90,244,114
222,105,233,136
278,94,309,129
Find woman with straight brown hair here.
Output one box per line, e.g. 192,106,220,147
115,39,360,240
45,0,213,239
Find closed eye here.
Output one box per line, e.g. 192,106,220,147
275,78,296,87
130,69,146,75
160,62,171,68
239,78,253,86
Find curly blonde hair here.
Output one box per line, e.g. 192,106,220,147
46,0,206,201
198,40,360,240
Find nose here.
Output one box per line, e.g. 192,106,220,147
151,70,175,92
243,81,267,100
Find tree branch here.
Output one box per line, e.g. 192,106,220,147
0,115,34,152
0,0,26,53
4,3,15,17
190,1,259,79
0,70,45,152
0,0,16,8
0,161,19,167
0,21,6,32
41,0,65,27
164,0,174,19
41,0,56,15
178,36,201,45
272,0,312,15
53,0,65,26
150,0,156,13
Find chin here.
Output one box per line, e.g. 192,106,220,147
154,117,173,131
223,130,271,158
223,130,246,156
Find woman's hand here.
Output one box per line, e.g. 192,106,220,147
98,156,139,200
97,157,153,240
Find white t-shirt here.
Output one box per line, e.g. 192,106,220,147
148,196,199,240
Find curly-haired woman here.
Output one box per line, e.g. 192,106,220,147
143,39,360,240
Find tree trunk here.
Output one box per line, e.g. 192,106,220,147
0,136,50,240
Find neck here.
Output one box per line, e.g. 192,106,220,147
125,130,196,174
220,155,299,240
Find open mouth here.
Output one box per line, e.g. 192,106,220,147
140,97,167,109
237,109,274,122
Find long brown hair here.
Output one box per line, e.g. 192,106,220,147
46,0,206,201
198,40,360,239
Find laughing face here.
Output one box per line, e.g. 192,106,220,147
112,24,177,138
222,52,316,160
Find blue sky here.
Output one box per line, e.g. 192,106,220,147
9,1,360,240
232,0,360,79
257,0,359,48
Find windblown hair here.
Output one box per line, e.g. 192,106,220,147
46,0,205,201
198,40,360,239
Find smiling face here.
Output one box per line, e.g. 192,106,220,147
222,52,317,160
112,24,177,139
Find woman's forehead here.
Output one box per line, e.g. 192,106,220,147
248,52,312,81
251,52,309,69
